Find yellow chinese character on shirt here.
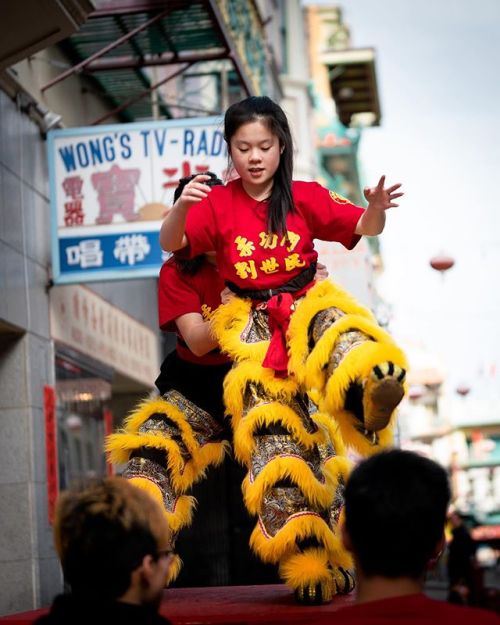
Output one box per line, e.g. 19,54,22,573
281,230,301,252
284,253,306,271
234,260,257,279
260,257,280,274
201,304,214,320
259,232,278,249
234,236,255,257
329,189,353,205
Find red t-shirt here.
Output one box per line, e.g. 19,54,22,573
332,593,499,624
158,257,229,366
184,178,364,291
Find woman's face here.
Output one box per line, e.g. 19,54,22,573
229,119,281,196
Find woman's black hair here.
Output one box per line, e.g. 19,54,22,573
224,96,294,236
173,172,223,275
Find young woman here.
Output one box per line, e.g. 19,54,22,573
160,96,408,604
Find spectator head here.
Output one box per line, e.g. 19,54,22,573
54,477,172,606
343,449,451,580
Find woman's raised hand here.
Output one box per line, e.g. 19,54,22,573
175,174,213,211
363,175,403,212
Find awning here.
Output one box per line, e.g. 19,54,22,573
324,47,381,128
40,0,279,124
0,0,94,71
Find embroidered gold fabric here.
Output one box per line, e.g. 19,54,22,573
139,414,191,462
260,486,318,537
316,437,336,465
310,307,345,343
327,330,370,376
243,382,318,435
240,308,272,344
250,434,324,483
123,456,178,513
163,389,225,447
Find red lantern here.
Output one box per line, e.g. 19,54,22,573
456,385,470,397
430,253,455,273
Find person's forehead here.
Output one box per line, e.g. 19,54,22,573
231,119,275,142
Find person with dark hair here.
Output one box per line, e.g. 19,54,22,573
335,449,498,623
35,478,173,625
159,95,408,603
447,510,479,605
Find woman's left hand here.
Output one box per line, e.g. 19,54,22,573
364,175,403,211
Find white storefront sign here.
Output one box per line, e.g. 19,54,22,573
47,117,227,284
50,285,160,387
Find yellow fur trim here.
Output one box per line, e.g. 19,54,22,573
250,513,345,564
242,456,336,514
107,434,228,492
313,412,348,458
193,440,230,477
164,494,196,533
119,397,204,456
331,408,396,456
304,316,406,393
125,477,195,532
106,433,195,491
318,340,407,414
322,454,352,486
165,553,182,585
279,548,332,588
288,280,376,379
232,401,326,464
211,296,269,363
124,479,184,585
223,361,300,428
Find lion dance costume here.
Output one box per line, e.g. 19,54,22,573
106,278,407,603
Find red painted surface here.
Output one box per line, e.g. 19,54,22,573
0,584,355,625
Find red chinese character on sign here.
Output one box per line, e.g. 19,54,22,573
162,161,210,189
62,176,85,226
64,200,85,226
91,164,140,224
63,176,84,198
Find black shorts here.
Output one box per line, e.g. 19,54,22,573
155,350,232,428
